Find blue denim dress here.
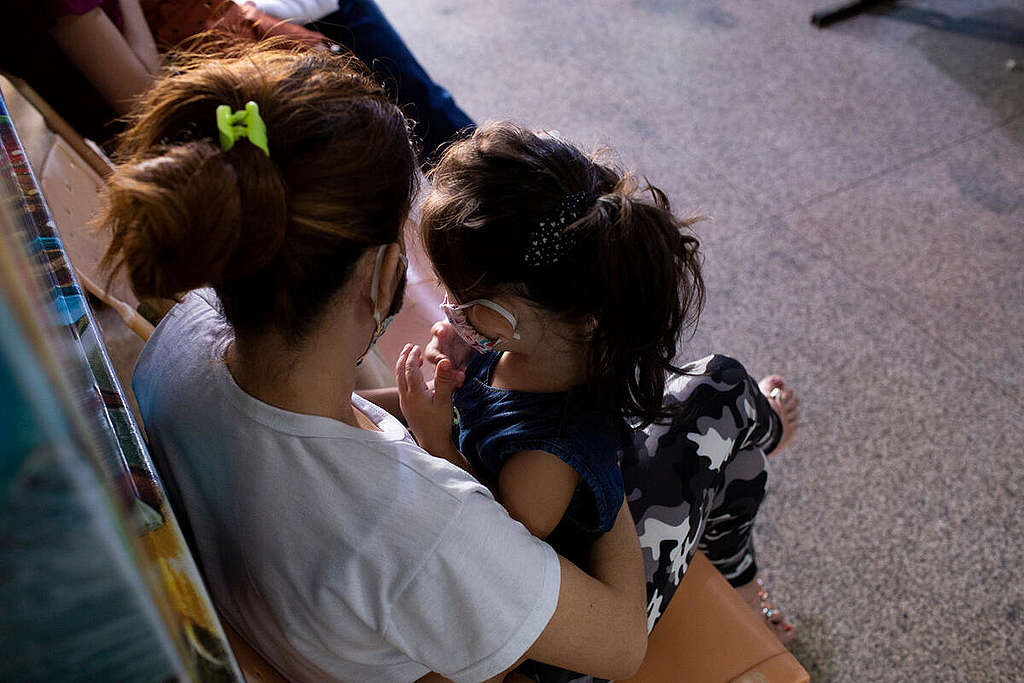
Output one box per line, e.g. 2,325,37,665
453,352,626,559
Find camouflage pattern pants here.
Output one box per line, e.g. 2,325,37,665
624,354,781,632
529,355,781,683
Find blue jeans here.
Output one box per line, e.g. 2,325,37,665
310,1,476,163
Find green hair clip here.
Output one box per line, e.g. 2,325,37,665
215,101,269,157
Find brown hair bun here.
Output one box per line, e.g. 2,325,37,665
104,138,287,299
100,40,417,341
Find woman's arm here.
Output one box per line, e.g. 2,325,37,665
418,668,533,683
526,499,648,678
496,457,646,677
419,499,647,682
497,450,579,539
50,7,155,114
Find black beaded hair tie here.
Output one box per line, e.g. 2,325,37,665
523,191,598,268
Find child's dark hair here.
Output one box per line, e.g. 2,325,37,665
422,122,705,427
100,40,418,342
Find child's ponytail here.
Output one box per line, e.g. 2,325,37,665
423,122,705,427
576,178,704,426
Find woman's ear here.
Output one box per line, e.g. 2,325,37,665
361,243,404,314
374,243,405,311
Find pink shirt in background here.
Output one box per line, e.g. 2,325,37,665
45,0,123,29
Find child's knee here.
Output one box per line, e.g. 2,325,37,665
703,355,751,388
671,354,752,398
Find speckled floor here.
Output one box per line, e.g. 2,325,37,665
375,1,1023,680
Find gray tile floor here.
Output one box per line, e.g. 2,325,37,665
379,1,1024,680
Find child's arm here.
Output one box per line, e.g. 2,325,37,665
396,343,579,537
400,346,647,677
497,450,579,539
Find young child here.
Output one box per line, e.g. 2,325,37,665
396,122,800,659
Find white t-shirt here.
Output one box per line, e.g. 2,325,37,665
231,0,338,24
133,291,560,683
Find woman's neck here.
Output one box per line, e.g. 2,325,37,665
224,328,363,428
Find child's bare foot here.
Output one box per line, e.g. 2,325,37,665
759,375,798,455
736,577,796,645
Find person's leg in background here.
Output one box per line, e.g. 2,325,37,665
310,0,475,163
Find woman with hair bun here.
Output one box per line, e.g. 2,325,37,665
407,123,800,681
103,43,651,682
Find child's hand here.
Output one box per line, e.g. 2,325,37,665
396,344,459,455
424,321,475,385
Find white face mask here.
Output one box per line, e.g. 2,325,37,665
357,244,408,365
440,294,520,352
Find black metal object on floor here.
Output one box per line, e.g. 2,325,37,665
811,0,888,28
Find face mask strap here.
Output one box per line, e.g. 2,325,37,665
453,298,521,340
370,245,387,324
370,245,408,325
358,245,407,366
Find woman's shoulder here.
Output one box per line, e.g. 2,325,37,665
345,422,496,508
132,289,228,407
256,428,495,545
141,288,227,358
